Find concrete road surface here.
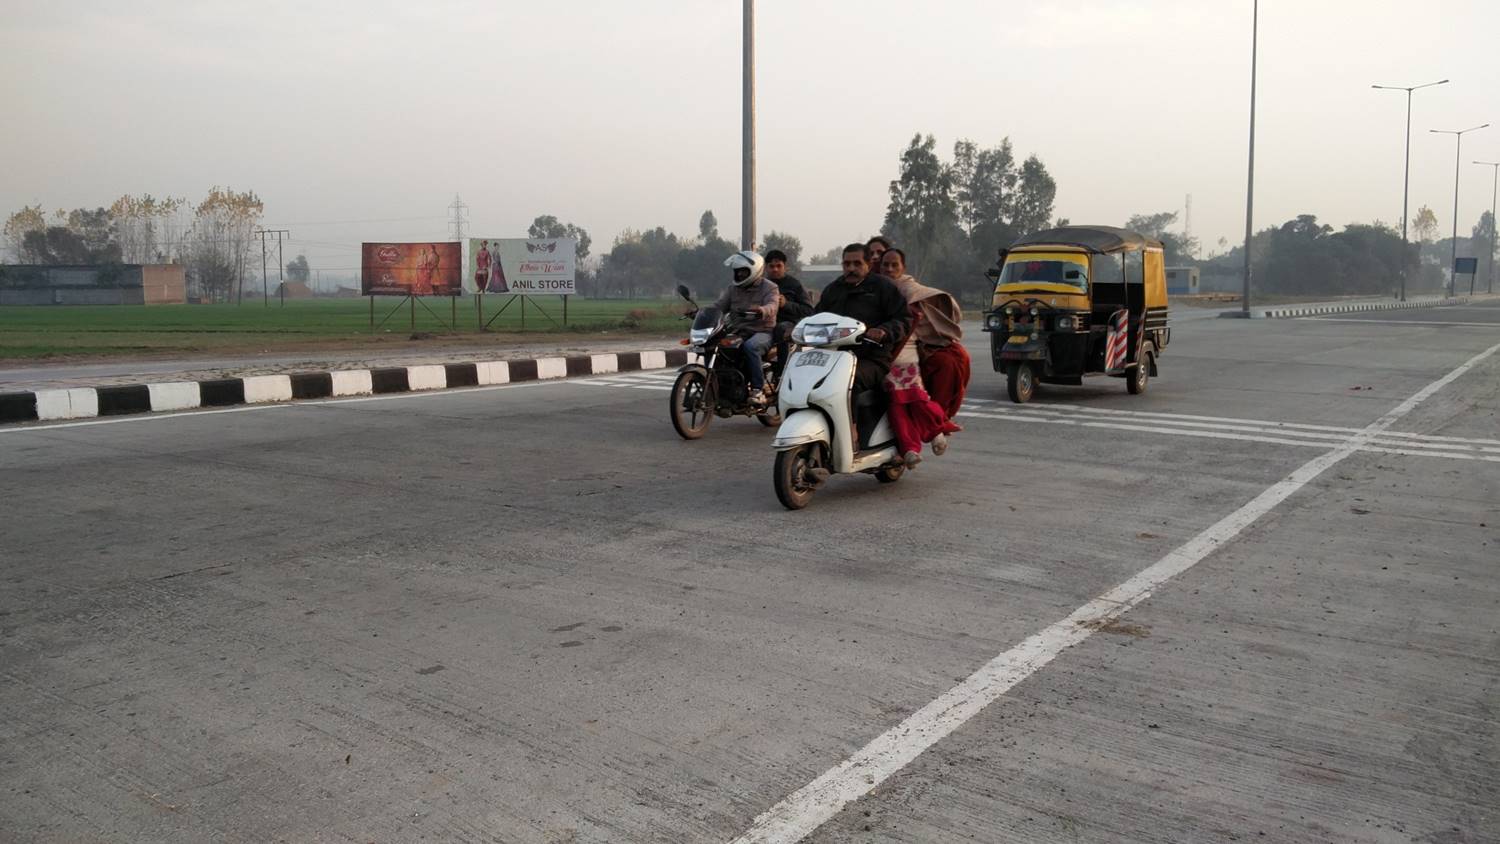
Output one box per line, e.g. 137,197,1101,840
2,302,1497,843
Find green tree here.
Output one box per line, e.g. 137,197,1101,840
1010,155,1056,237
598,226,683,298
285,254,310,284
1125,211,1199,265
674,209,736,289
758,230,803,268
527,214,592,263
1412,206,1439,244
698,210,719,242
4,205,47,262
882,134,961,282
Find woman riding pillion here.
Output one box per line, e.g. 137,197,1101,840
879,248,967,468
715,250,779,406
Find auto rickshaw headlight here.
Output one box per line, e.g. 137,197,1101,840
1055,316,1074,331
985,313,1004,330
1029,306,1039,317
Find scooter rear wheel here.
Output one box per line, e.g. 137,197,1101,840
774,443,821,510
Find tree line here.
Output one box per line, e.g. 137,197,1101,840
3,189,266,302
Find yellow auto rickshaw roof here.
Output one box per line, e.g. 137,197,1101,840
1010,225,1164,255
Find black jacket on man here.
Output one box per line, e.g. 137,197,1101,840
813,272,911,368
773,275,815,324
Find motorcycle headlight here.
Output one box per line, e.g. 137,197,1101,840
689,328,712,344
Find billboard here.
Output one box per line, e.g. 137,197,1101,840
468,238,577,295
361,242,462,296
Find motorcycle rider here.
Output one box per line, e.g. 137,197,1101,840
715,250,779,405
813,242,911,399
765,248,813,380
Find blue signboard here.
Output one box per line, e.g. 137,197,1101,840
1454,257,1478,274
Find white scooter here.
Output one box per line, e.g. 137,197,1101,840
771,314,906,510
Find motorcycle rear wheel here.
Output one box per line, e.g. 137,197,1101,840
670,370,712,439
774,443,822,510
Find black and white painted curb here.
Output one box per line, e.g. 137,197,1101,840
1255,296,1470,319
0,349,690,425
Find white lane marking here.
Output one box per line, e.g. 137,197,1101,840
962,398,1500,448
957,409,1500,460
729,338,1500,844
1300,317,1500,327
957,411,1500,464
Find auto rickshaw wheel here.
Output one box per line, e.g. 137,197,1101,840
1126,354,1151,395
1006,363,1036,404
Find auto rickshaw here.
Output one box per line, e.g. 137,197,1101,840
981,225,1169,403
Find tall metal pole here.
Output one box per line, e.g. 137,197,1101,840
1375,81,1446,300
1240,0,1257,316
741,0,756,252
257,229,269,308
276,233,285,307
1477,160,1500,294
1432,125,1490,296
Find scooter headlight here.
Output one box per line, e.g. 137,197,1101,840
796,322,856,346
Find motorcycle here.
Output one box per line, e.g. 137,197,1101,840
770,314,907,510
669,284,781,440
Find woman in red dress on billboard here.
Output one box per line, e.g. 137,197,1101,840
475,241,492,293
487,244,509,293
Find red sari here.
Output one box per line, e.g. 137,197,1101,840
885,305,961,457
920,342,971,420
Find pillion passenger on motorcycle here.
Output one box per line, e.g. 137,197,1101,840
813,242,912,393
714,250,779,404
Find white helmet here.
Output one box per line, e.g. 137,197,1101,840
724,250,766,288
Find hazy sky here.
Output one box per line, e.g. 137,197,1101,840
4,0,1499,277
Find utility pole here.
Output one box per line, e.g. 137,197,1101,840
1241,0,1257,317
1372,79,1448,301
254,229,289,308
1184,193,1194,259
741,0,756,252
1477,160,1500,294
1430,124,1489,296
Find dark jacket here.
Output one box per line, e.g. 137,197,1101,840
813,272,911,366
773,274,814,324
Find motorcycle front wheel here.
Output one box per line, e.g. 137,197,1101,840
670,369,712,439
773,443,823,510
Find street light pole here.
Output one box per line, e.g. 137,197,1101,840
1477,160,1500,294
1431,124,1489,296
1241,0,1257,317
1373,79,1448,301
741,0,756,252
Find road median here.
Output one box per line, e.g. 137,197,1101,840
0,348,689,425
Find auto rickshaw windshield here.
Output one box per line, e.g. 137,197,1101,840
999,257,1089,292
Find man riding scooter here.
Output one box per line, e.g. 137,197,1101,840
812,243,911,441
715,250,779,406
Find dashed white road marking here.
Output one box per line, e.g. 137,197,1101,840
729,338,1500,844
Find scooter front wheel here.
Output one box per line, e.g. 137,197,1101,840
773,443,822,510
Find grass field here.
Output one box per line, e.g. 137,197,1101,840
0,297,686,360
